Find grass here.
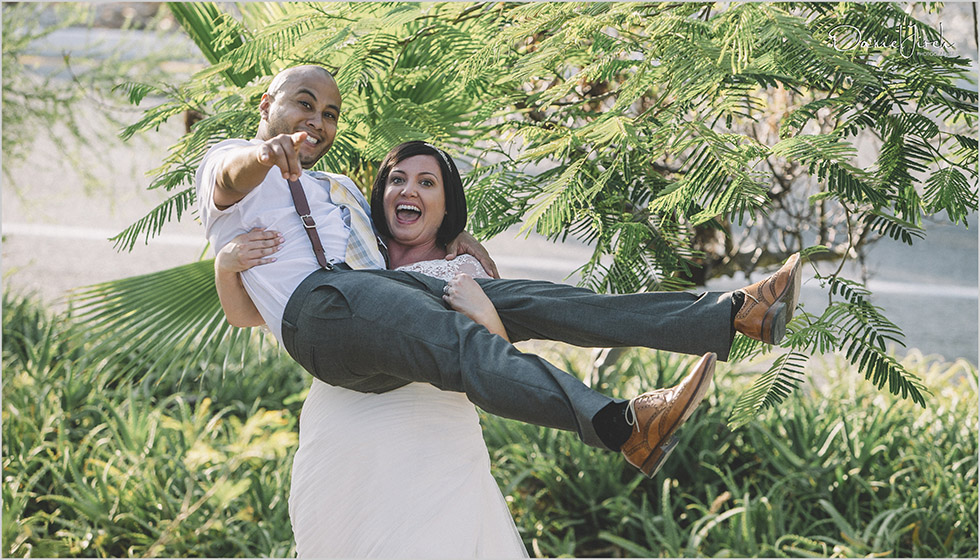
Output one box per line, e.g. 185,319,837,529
3,289,977,557
484,347,978,558
2,291,304,557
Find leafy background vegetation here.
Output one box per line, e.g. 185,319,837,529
2,2,978,558
3,291,977,557
1,2,184,192
67,1,977,424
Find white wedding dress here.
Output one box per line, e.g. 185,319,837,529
288,255,528,558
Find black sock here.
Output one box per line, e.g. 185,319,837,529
729,291,745,344
731,291,745,325
592,401,633,451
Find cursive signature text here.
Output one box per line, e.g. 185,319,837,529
828,22,955,58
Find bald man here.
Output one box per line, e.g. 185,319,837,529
198,65,802,477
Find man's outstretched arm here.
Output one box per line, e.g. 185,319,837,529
214,131,310,209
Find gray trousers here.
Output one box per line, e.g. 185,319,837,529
281,267,734,448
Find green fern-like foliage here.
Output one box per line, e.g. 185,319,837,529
728,351,809,430
75,3,975,417
69,260,261,385
729,276,931,429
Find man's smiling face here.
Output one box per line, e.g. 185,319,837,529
258,66,342,169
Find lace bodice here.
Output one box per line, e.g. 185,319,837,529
396,253,490,282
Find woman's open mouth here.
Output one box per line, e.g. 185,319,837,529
395,203,422,224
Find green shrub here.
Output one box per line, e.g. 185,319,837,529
4,291,977,557
483,348,978,558
2,292,306,557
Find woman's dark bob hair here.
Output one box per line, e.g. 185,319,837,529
370,140,467,247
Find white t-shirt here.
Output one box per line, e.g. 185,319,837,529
196,138,375,342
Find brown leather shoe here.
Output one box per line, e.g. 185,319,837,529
621,352,716,478
733,253,802,344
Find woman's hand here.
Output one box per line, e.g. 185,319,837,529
214,228,280,328
216,228,283,273
443,272,509,341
